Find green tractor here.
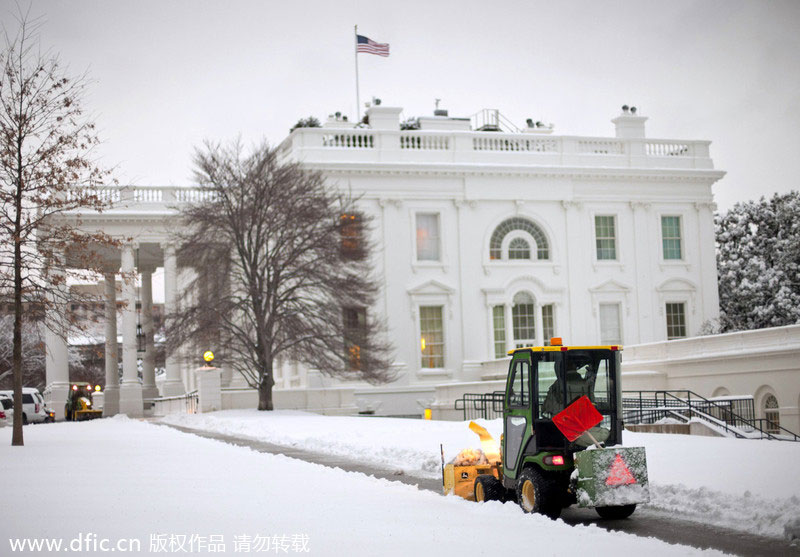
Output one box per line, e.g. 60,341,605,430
467,339,650,519
65,382,103,421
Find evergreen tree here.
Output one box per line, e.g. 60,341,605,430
715,191,800,332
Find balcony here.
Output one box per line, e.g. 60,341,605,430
62,185,216,216
277,127,715,170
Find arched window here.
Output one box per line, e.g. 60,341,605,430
764,394,780,434
491,293,557,357
512,292,536,348
508,238,530,260
490,217,549,260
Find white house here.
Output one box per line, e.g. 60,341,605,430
54,101,799,426
276,104,724,415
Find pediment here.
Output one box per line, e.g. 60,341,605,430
589,279,631,293
407,279,456,296
656,277,697,292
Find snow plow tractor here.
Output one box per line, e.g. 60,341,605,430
443,339,649,520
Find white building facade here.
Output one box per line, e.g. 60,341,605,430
278,105,724,410
44,103,733,421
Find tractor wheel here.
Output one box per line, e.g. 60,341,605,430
596,504,637,520
474,475,505,503
516,467,561,519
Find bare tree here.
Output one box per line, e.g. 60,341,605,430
167,140,395,410
0,13,115,445
0,314,45,390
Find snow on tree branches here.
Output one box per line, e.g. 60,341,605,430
715,191,800,332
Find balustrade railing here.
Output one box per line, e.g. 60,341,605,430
132,187,163,203
646,141,691,157
66,127,712,214
321,131,375,149
578,139,625,155
472,135,558,153
400,134,450,150
277,127,712,169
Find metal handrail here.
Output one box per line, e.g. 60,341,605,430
150,390,198,414
454,391,505,420
623,390,799,442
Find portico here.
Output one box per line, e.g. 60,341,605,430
44,192,193,419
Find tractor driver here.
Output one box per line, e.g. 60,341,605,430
542,359,598,417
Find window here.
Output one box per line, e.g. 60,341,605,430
541,304,555,345
661,216,682,260
508,238,530,260
764,395,780,434
665,302,687,340
419,306,444,368
343,307,366,371
595,215,617,260
536,354,557,419
340,213,364,259
489,217,549,260
599,303,622,344
508,358,530,407
416,213,441,261
558,351,615,446
512,292,535,348
492,305,506,359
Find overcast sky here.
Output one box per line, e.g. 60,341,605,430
7,0,800,211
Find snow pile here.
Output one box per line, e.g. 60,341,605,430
625,430,800,539
161,409,502,477
650,484,800,540
0,418,717,556
162,410,800,540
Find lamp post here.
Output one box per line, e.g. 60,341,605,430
135,249,145,354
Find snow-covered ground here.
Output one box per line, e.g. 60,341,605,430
162,410,800,540
0,417,722,556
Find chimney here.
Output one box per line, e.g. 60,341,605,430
611,105,648,139
365,105,402,130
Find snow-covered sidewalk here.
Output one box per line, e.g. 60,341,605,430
161,409,800,540
0,417,720,556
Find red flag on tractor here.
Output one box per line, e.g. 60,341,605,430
552,395,604,442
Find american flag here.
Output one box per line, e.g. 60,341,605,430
356,34,390,57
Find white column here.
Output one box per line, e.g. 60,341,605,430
140,268,158,399
562,200,586,343
102,273,119,417
118,244,143,417
630,202,654,343
195,365,221,413
535,304,545,347
162,242,185,396
44,253,70,421
504,304,513,352
696,202,720,326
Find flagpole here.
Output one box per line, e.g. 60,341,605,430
354,24,361,123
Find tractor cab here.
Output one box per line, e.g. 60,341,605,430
502,339,623,485
65,383,103,421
